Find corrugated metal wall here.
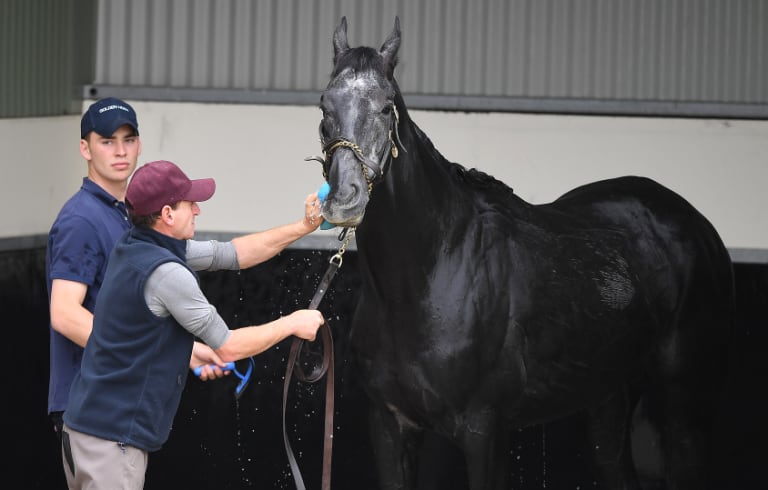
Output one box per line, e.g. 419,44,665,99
90,0,767,103
2,0,767,117
0,0,96,117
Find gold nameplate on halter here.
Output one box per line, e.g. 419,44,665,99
389,129,399,159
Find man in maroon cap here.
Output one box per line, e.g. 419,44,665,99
46,98,324,459
61,160,326,489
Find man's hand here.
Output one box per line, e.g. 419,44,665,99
190,341,231,380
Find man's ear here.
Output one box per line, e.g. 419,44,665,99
79,138,91,160
160,205,173,225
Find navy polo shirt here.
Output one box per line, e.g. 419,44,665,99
46,177,130,414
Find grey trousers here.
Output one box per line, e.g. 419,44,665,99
62,424,148,490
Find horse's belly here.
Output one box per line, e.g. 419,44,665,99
506,321,651,425
351,276,658,430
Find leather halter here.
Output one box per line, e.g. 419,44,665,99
306,104,403,186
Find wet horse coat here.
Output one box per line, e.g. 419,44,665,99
316,17,735,490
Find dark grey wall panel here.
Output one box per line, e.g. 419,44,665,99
0,0,96,117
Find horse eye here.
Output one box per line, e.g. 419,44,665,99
381,105,392,115
319,115,329,129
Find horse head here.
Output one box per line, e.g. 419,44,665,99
314,16,404,228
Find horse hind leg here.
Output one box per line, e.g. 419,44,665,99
644,374,720,490
647,295,732,489
586,387,643,490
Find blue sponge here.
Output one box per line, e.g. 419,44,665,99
317,182,330,202
317,182,336,229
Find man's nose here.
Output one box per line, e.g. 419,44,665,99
114,140,127,155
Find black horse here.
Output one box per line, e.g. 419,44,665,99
314,17,735,490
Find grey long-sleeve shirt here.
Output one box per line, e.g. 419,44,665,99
144,239,238,349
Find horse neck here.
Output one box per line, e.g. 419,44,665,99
359,121,464,263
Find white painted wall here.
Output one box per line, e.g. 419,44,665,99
1,102,766,254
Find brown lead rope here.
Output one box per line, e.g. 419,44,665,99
283,319,334,490
282,229,353,490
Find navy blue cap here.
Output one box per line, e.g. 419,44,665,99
80,97,139,139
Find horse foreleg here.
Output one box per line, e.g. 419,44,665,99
586,389,642,490
368,403,422,490
458,411,510,490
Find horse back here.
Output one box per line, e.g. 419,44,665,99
550,175,732,275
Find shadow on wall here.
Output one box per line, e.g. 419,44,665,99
3,247,766,489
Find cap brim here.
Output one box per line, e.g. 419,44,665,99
98,115,139,137
185,178,216,203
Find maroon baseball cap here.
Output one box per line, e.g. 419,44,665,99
126,160,216,216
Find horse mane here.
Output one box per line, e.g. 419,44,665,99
456,165,518,201
402,101,519,205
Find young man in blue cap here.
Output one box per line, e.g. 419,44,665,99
61,160,325,489
46,97,144,444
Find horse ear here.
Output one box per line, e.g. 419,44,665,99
379,16,401,73
333,16,350,61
